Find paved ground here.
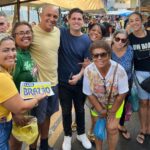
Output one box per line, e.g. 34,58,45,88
23,105,150,150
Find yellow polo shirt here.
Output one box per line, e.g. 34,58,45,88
30,25,60,86
0,70,18,121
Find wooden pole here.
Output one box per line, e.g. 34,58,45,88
27,3,30,22
17,0,20,21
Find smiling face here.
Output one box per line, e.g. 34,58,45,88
128,14,143,32
40,5,59,32
92,48,110,70
0,39,16,70
89,24,103,41
113,33,128,49
68,12,84,32
15,25,33,49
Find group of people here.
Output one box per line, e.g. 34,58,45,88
0,4,150,150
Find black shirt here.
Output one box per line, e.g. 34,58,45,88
129,30,150,71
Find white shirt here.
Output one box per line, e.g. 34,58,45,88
83,60,129,107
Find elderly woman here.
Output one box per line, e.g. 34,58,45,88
83,40,129,150
128,12,150,144
88,23,106,141
0,34,46,149
9,22,38,150
111,29,133,139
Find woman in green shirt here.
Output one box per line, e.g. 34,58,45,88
10,21,37,150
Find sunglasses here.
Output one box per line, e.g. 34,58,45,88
92,52,108,59
114,37,127,43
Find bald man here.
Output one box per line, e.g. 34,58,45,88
30,5,60,150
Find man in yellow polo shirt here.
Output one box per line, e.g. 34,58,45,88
30,4,60,150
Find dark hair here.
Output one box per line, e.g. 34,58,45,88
128,11,143,21
88,23,106,37
90,40,111,56
68,8,83,19
102,22,113,37
12,21,33,38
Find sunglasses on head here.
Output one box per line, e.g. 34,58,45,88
114,37,127,43
92,52,108,59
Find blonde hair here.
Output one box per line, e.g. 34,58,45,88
0,34,16,73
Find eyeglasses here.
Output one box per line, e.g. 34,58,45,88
15,30,32,37
92,52,108,59
114,37,127,43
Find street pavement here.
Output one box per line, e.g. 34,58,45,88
23,105,150,150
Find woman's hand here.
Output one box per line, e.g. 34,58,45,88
98,109,107,118
34,93,47,103
12,114,30,126
68,73,82,85
107,111,116,122
78,58,91,68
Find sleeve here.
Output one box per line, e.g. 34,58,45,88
0,75,18,103
13,55,21,81
83,36,91,60
83,69,92,96
117,66,129,94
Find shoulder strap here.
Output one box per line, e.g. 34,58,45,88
107,63,118,107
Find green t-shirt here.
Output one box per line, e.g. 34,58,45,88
13,48,37,91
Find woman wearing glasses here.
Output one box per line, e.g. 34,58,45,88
83,40,129,150
9,22,38,150
0,34,46,150
111,29,133,140
128,12,150,144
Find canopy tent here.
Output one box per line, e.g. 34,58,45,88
38,0,104,11
0,0,104,21
107,9,133,17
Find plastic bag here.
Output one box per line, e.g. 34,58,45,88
12,116,38,145
128,86,139,112
93,118,107,140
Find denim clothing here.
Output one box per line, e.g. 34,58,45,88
135,71,150,100
0,120,12,150
31,85,59,124
59,83,86,136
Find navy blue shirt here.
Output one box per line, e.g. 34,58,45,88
58,28,91,85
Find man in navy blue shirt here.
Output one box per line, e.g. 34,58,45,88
58,8,92,150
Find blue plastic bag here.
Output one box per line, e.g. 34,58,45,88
93,118,107,140
128,86,139,112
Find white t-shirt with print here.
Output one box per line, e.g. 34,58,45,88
83,60,129,107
